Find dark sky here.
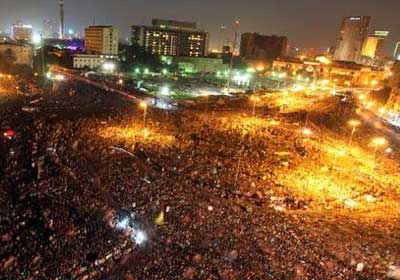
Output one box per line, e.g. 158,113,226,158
1,0,399,55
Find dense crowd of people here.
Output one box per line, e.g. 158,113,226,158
1,79,400,279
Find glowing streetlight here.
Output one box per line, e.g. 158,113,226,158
329,148,346,169
385,147,393,154
371,80,378,87
303,128,312,136
160,85,170,96
371,137,387,164
250,96,260,116
139,101,148,131
348,119,360,146
32,33,42,45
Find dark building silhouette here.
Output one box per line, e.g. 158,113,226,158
239,33,287,62
333,16,370,62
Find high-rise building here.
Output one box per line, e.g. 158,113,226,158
239,33,287,62
12,23,33,42
131,19,208,57
333,16,370,62
219,24,228,53
361,31,389,59
84,25,119,55
43,19,57,38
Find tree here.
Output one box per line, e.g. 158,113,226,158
119,43,163,72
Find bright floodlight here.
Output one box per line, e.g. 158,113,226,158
250,96,260,102
372,137,387,147
303,128,312,136
139,101,147,109
116,217,129,230
54,74,65,81
134,230,147,245
348,120,360,127
102,62,116,72
160,85,170,96
32,34,41,45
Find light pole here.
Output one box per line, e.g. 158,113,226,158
371,137,387,168
250,96,260,116
332,148,345,170
302,128,312,143
348,120,360,146
139,101,147,131
226,20,240,93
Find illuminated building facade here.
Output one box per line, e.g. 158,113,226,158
272,57,386,87
131,19,208,57
361,31,388,59
240,33,287,62
84,26,119,55
386,61,400,125
72,54,118,70
12,24,33,42
359,31,389,65
334,16,370,62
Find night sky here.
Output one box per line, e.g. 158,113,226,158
1,0,399,55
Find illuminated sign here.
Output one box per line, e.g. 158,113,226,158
374,31,389,37
349,17,361,21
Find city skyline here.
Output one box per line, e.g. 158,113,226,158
0,0,400,55
2,1,400,279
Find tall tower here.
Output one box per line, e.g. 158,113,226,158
59,0,64,39
333,16,370,63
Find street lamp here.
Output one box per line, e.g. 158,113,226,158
378,107,386,117
250,96,260,116
225,20,240,93
303,128,312,136
371,137,387,166
348,119,360,146
330,148,346,169
139,101,148,131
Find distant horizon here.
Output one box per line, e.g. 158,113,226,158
0,0,399,56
